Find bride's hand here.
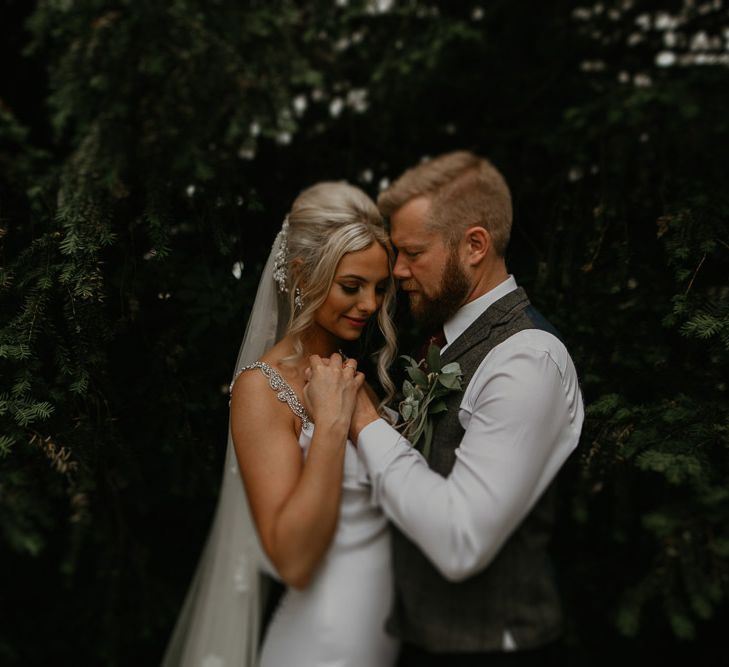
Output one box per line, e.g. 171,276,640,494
304,353,364,430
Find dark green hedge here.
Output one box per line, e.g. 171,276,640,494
1,1,727,664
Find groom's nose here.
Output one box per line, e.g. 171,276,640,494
393,253,411,280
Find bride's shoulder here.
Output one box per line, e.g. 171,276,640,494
230,356,303,405
231,360,282,397
229,364,287,429
230,358,309,438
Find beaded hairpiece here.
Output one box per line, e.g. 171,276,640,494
272,216,290,293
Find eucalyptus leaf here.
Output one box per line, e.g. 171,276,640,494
430,384,450,399
438,372,462,389
441,362,461,375
426,343,442,372
406,365,429,386
400,354,421,369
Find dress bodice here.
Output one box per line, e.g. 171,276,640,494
299,422,388,550
234,361,387,551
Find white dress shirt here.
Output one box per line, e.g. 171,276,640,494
357,276,584,649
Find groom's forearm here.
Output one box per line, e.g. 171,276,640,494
358,419,527,582
356,347,582,583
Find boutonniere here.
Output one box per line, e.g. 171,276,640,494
397,343,463,459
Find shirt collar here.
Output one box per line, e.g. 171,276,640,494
442,275,518,349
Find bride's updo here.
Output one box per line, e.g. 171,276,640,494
280,181,396,402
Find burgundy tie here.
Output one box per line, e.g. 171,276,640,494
429,328,447,349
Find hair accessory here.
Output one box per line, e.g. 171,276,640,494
294,287,304,311
272,216,290,293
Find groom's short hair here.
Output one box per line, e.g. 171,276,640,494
377,150,512,257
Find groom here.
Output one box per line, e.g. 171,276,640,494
350,151,584,666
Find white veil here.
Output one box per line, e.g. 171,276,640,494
162,230,288,667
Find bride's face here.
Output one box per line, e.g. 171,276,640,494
312,243,390,342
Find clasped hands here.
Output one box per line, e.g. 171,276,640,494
303,352,380,442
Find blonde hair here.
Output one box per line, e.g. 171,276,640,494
280,181,397,403
377,150,513,256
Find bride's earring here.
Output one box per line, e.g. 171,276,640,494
294,287,304,311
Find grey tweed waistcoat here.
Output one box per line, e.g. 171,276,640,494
387,287,564,652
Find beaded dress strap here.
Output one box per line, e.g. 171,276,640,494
230,362,312,430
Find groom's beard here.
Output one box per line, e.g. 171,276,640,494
406,250,470,330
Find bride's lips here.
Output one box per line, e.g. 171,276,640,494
343,315,368,328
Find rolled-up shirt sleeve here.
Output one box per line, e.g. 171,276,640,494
357,333,584,582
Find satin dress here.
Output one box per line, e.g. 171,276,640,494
246,364,399,667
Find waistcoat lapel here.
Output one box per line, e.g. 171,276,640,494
441,287,530,366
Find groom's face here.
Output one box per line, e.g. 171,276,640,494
390,196,470,327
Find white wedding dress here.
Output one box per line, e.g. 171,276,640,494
162,225,398,667
243,363,399,667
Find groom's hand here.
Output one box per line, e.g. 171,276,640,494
349,383,380,445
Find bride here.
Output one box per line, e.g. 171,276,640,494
162,182,400,666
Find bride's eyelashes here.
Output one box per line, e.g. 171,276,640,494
338,283,388,296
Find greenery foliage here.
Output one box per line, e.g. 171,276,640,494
1,0,727,664
398,343,463,457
